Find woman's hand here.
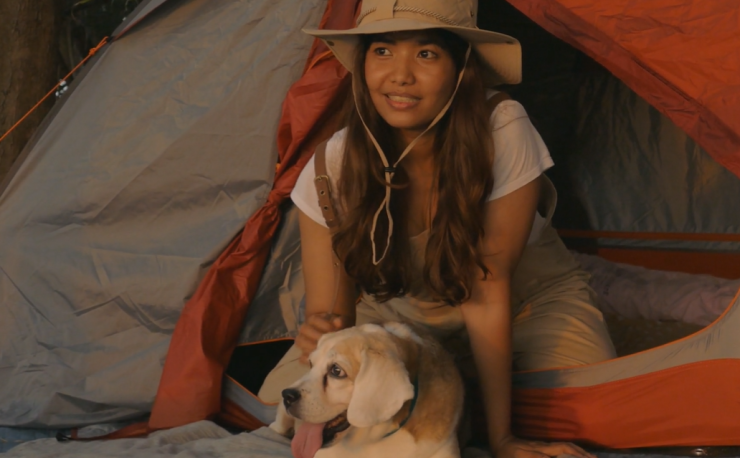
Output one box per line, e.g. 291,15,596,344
495,435,596,458
295,313,348,365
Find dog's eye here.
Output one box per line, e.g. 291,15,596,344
328,363,346,379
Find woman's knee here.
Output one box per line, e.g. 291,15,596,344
511,297,616,371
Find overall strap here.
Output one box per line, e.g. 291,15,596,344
313,140,340,233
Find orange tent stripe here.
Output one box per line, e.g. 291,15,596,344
233,337,294,348
513,359,740,447
0,37,108,146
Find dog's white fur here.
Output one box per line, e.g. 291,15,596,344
270,322,464,458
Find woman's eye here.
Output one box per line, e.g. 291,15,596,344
329,363,347,378
419,50,437,59
374,47,390,56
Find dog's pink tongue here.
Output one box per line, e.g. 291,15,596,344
291,422,325,458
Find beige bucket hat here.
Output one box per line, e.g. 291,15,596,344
303,0,522,86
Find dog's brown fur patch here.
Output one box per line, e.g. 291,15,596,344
389,329,464,443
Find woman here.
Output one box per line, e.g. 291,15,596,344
260,1,616,456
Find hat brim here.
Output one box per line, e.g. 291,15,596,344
303,18,522,86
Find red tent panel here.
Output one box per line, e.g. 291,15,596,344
506,0,740,178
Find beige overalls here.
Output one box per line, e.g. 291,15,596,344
258,176,616,404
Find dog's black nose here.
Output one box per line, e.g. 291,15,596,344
282,388,301,408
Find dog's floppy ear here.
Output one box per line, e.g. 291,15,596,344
346,347,414,428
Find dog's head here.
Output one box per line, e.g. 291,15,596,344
282,323,419,439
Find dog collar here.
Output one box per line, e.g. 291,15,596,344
382,376,419,439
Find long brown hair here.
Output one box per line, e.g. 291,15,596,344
333,29,494,305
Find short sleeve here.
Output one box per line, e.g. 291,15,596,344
487,100,554,201
291,154,325,226
290,129,347,228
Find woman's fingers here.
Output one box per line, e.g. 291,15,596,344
331,316,345,329
514,450,550,458
294,329,318,363
565,443,595,458
496,435,595,458
300,323,325,343
498,442,549,458
296,313,345,363
306,313,337,332
521,441,595,458
295,332,316,352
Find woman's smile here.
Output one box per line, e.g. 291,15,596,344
385,92,421,110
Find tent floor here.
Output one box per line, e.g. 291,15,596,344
603,314,704,357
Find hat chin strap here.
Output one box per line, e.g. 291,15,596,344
353,46,472,266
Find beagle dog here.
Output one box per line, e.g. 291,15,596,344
270,322,464,458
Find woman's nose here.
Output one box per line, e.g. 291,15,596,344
390,57,415,85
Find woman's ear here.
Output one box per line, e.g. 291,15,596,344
346,347,414,428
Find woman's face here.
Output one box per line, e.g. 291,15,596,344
364,31,458,138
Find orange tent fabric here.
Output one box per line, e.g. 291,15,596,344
511,288,740,447
507,0,740,179
513,360,740,447
147,0,358,430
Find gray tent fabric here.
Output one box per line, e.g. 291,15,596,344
238,204,304,345
567,70,740,251
219,204,303,427
0,0,170,198
0,0,326,428
574,252,739,327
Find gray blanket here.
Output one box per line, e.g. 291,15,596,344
6,422,727,458
3,422,292,458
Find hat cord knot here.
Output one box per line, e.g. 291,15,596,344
357,6,463,27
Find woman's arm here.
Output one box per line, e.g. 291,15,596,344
295,209,357,363
461,176,594,458
461,176,538,450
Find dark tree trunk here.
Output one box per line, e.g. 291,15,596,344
0,0,62,185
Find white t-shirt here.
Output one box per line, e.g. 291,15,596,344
290,98,554,244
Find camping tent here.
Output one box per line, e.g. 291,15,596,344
1,0,739,449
